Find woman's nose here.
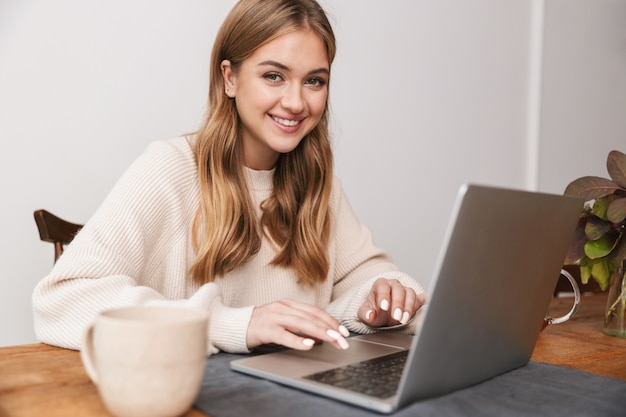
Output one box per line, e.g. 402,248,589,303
280,85,305,113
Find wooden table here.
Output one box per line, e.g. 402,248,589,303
0,346,209,417
1,294,625,417
532,292,626,380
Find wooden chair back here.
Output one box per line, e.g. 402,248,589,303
34,209,83,263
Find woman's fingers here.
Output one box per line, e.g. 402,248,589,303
246,299,350,351
359,278,426,327
246,281,427,352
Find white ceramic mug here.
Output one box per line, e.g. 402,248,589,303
80,306,210,417
542,268,581,331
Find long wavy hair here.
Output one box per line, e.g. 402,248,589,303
189,0,336,286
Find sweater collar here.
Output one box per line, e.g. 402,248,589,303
243,166,274,191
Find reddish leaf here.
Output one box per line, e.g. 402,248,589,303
607,196,626,224
609,234,626,266
584,216,611,240
564,222,587,264
564,176,621,200
607,150,626,188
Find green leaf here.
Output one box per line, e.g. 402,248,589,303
564,176,622,200
607,150,626,188
584,232,618,259
584,216,611,240
607,197,626,223
590,257,610,290
580,261,592,284
591,197,610,220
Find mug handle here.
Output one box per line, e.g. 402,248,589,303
545,268,581,325
80,322,100,385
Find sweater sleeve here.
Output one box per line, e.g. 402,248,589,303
34,273,250,354
31,138,252,353
324,180,425,334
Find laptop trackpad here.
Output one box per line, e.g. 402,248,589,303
233,336,405,379
350,331,414,350
288,336,405,365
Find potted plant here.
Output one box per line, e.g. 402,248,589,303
564,150,626,337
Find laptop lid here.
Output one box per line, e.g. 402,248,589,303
396,183,583,408
231,184,584,413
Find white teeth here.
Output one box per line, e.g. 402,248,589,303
272,116,300,127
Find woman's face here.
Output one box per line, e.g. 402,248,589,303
221,29,330,170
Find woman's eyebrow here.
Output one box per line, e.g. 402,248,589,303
258,60,329,76
258,60,289,70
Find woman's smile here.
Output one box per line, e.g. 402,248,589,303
271,115,303,128
270,114,305,134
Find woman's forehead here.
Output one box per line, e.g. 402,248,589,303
245,30,330,73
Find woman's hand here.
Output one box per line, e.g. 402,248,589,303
247,299,351,351
357,278,426,327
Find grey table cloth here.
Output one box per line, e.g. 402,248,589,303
194,352,626,417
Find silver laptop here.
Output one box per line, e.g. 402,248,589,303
230,184,584,413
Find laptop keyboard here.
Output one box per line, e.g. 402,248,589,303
303,350,408,399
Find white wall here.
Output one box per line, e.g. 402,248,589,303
1,0,624,347
538,0,626,192
0,0,231,346
327,0,534,296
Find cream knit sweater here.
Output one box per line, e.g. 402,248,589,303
32,136,424,353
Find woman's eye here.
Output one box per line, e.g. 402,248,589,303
306,77,327,88
263,73,283,83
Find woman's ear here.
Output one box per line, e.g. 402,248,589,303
221,60,236,98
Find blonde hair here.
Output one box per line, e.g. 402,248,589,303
190,0,336,286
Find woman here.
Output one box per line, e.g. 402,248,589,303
32,0,426,354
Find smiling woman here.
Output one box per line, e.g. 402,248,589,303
221,30,330,169
31,0,425,355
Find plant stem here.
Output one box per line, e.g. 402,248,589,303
605,268,626,330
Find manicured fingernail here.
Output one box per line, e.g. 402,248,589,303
401,311,410,325
365,310,373,321
327,329,350,350
327,329,341,339
380,299,389,311
302,338,315,347
393,308,402,321
337,337,349,350
339,325,350,337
